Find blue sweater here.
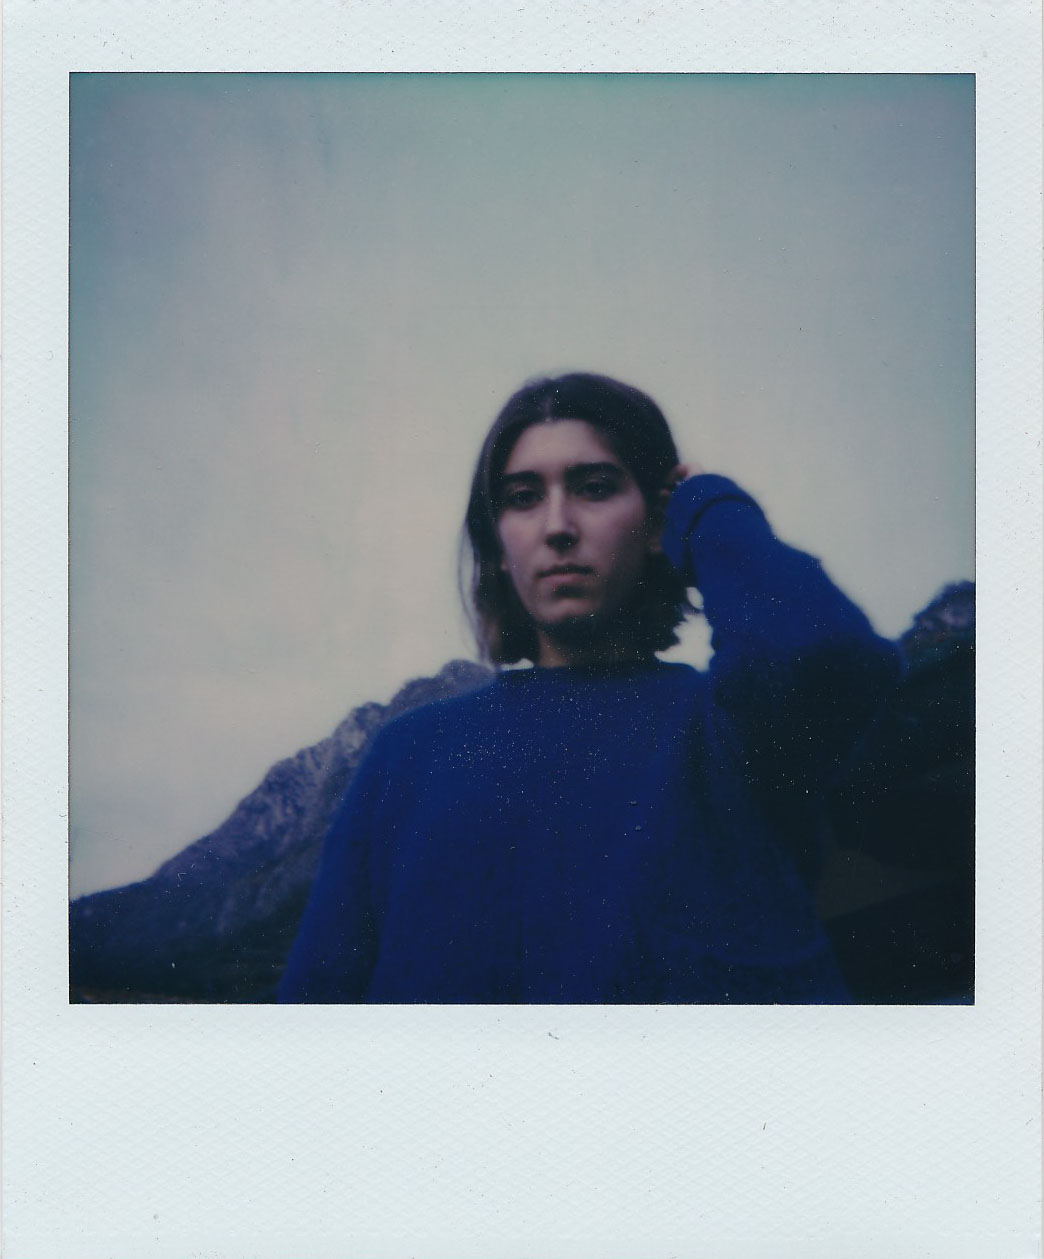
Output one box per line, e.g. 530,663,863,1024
279,476,900,1004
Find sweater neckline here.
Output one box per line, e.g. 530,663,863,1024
495,658,668,684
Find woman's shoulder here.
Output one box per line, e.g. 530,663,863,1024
365,673,501,755
652,659,705,686
644,659,708,712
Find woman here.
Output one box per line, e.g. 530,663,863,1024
280,373,899,1003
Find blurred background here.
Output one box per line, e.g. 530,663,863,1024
70,73,974,899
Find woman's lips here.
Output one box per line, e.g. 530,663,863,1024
538,564,593,579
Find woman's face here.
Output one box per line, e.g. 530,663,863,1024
496,419,660,666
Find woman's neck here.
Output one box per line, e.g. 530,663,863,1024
534,625,648,669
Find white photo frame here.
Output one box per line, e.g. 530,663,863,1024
3,3,1041,1256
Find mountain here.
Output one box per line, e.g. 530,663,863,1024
822,580,975,1001
69,659,493,1002
70,583,975,1003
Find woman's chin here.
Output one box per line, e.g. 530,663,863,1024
534,608,641,662
537,608,602,638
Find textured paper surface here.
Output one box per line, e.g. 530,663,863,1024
3,3,1042,1256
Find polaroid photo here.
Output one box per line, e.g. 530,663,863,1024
3,3,1041,1256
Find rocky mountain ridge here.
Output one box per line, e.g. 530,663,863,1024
70,659,492,1001
70,584,974,1003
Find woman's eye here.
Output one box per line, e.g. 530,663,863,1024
579,479,615,500
503,487,540,510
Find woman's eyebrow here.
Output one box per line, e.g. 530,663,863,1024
500,460,625,486
565,461,625,480
499,469,542,487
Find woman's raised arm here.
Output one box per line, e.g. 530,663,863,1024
663,474,901,802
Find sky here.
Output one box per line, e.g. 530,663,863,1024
69,73,974,897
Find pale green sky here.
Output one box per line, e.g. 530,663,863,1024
69,73,973,896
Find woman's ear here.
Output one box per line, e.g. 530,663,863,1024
645,489,670,554
646,462,695,554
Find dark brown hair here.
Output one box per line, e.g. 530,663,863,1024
462,372,691,664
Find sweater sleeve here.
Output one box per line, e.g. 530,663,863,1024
663,475,901,802
277,738,388,1003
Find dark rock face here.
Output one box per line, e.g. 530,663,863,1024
70,584,976,1004
69,659,493,1002
822,581,975,1002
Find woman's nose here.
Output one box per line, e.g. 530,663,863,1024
544,489,578,546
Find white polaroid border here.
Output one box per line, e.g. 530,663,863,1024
3,3,1042,1257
